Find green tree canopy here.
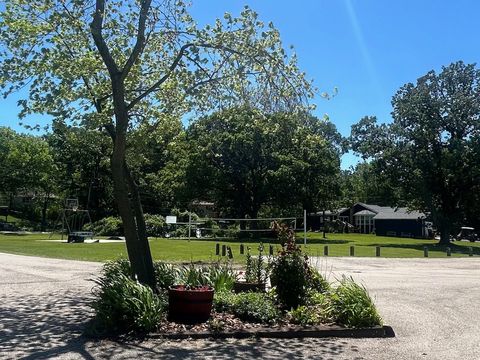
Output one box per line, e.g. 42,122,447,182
350,61,480,244
186,108,341,218
1,0,314,286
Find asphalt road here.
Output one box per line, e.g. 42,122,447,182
1,253,479,359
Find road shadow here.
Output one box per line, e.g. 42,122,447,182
83,336,361,360
0,289,364,359
0,290,95,359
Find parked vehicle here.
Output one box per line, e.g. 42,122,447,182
456,227,479,242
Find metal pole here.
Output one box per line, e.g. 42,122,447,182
188,212,191,241
304,209,307,246
322,209,326,239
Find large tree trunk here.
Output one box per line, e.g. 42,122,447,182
110,77,155,288
111,131,156,288
41,193,49,232
438,220,451,245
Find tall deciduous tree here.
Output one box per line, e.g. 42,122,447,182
186,108,341,218
0,127,56,229
350,61,480,244
0,1,313,286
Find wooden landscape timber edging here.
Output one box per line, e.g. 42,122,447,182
151,325,395,340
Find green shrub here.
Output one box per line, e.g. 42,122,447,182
232,292,280,324
153,261,177,290
330,276,382,328
144,214,165,237
270,222,310,309
84,216,123,236
213,290,237,312
288,305,320,326
308,267,330,293
89,266,165,335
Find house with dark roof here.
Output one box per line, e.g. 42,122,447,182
312,202,430,238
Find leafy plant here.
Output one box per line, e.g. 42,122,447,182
177,264,210,287
213,290,237,313
231,292,280,324
153,261,177,290
89,264,165,335
270,222,309,309
207,261,236,292
329,276,382,328
308,266,330,293
288,305,320,326
244,245,265,283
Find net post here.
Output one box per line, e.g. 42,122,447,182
188,212,191,241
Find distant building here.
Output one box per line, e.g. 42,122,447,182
312,202,429,238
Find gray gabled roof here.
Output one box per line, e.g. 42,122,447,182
355,203,425,220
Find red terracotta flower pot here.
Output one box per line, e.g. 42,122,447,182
168,285,214,324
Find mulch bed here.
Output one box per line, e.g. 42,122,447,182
153,312,394,340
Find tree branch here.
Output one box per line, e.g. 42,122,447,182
121,0,153,80
90,0,120,76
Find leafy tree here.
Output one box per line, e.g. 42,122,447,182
47,121,114,220
0,127,56,229
0,1,312,286
339,162,400,207
350,61,480,244
186,108,341,218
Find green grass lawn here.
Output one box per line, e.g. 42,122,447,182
0,232,479,263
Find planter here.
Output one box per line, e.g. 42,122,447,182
168,285,214,324
233,281,265,293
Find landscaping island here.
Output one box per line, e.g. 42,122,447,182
87,224,391,339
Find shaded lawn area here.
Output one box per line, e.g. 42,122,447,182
0,232,479,263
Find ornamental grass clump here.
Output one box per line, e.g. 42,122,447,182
330,276,382,328
88,260,165,336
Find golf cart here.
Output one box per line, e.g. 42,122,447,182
456,227,479,242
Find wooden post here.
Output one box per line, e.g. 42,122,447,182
375,246,381,257
222,244,226,256
324,245,329,256
469,247,473,257
227,246,233,259
269,244,274,256
446,247,451,257
423,246,428,257
350,246,355,256
215,243,220,256
240,244,244,255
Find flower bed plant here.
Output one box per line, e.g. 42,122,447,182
87,223,383,337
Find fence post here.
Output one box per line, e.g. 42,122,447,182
350,246,355,257
227,246,233,259
324,245,329,256
469,247,473,257
423,246,428,257
376,246,381,257
222,244,226,256
269,244,274,256
446,247,451,257
215,243,220,256
240,244,244,255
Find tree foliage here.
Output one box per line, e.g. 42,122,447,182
0,0,314,286
186,108,341,218
350,61,480,243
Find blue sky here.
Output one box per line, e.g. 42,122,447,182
1,0,479,168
